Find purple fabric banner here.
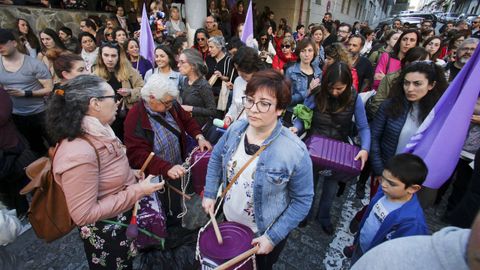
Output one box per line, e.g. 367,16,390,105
404,46,480,188
241,1,255,48
139,3,155,67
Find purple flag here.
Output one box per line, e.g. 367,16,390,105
139,3,155,66
404,45,480,188
241,1,255,48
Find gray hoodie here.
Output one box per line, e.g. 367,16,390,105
351,227,470,270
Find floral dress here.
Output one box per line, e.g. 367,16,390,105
79,211,137,270
223,133,259,233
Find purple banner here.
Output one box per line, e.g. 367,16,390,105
139,3,155,67
404,45,480,188
241,1,255,48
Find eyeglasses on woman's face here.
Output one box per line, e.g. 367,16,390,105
242,96,274,113
95,95,119,102
281,44,291,49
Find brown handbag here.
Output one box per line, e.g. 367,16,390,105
20,136,100,242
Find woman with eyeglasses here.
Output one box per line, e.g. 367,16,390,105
124,75,211,262
16,18,40,58
203,69,314,269
192,28,210,61
205,36,237,98
291,62,370,235
37,28,67,79
373,29,420,90
78,32,99,73
144,45,180,85
272,36,297,75
124,39,153,79
93,42,144,141
46,75,164,270
284,38,322,127
177,49,217,129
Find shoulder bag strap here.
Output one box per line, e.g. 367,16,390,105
385,54,391,74
220,144,268,198
79,136,101,171
147,110,182,141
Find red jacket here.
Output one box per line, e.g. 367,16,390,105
124,101,202,178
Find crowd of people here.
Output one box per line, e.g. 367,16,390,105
1,0,480,269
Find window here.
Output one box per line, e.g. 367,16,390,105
315,0,322,5
355,2,360,18
341,0,347,13
347,0,352,15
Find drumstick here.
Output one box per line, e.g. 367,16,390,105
140,152,155,174
209,208,223,245
214,245,260,270
165,182,192,200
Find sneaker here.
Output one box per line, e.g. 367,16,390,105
343,245,355,258
349,218,360,234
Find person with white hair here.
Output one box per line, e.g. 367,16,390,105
124,73,212,230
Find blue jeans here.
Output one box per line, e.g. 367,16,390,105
316,170,354,226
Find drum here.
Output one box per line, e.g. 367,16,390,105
198,221,255,270
191,150,211,195
305,135,362,176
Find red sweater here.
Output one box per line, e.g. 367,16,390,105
124,101,202,178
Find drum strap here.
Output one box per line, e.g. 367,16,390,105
220,144,268,199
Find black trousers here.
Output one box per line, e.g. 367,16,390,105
12,112,49,156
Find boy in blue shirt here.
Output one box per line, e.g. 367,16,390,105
345,153,429,263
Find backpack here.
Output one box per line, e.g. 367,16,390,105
19,136,99,242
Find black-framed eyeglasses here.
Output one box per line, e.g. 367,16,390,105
95,95,119,102
242,96,274,113
281,44,291,49
197,37,206,41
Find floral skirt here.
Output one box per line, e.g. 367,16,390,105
79,211,137,270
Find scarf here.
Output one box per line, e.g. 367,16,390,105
82,115,117,139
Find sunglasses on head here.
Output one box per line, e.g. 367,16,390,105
281,44,291,49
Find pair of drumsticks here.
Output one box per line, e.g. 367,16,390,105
135,152,224,245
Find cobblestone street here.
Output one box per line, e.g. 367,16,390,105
5,177,448,270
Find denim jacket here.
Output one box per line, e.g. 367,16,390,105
285,62,322,112
204,119,314,246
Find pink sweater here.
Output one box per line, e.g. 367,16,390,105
53,135,144,226
373,52,402,90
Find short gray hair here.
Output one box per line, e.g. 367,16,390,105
141,74,179,101
459,38,479,50
208,36,226,50
182,48,208,77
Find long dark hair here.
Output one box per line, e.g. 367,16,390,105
422,36,442,61
386,61,447,122
391,29,420,60
39,28,67,53
46,75,106,143
155,45,177,70
16,18,40,52
315,61,354,113
193,28,210,48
